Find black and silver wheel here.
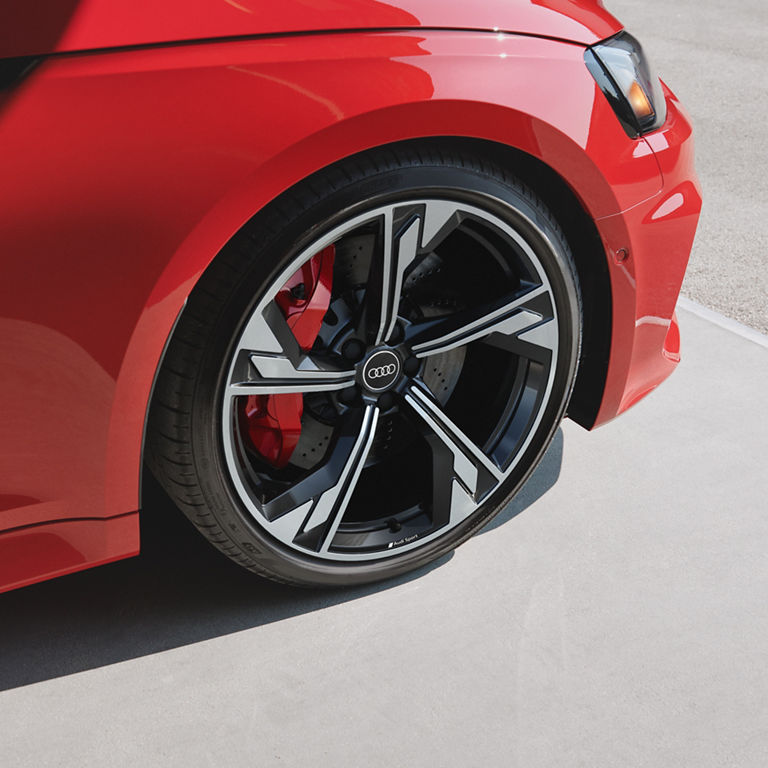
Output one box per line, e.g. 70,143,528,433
148,145,581,586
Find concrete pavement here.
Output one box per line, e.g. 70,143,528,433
609,0,768,333
1,305,766,767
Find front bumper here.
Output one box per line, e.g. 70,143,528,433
591,86,702,426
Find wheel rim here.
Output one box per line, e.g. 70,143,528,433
221,197,561,562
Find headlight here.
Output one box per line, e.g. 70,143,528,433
585,31,667,138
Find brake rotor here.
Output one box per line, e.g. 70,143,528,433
403,251,466,406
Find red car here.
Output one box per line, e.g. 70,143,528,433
0,0,700,590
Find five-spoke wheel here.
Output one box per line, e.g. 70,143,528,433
148,147,581,585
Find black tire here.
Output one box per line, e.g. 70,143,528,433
147,143,581,587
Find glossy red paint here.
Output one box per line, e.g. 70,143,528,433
0,14,700,591
0,514,138,595
593,87,701,423
2,0,622,58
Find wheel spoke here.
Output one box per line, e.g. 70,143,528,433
358,200,479,345
380,216,420,344
261,405,379,552
360,199,473,347
404,383,502,527
407,283,557,362
227,302,355,396
358,208,422,346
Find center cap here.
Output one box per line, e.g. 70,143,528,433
361,349,401,392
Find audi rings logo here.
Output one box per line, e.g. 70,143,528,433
362,350,401,392
368,363,397,379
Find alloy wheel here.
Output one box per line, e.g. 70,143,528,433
221,197,562,562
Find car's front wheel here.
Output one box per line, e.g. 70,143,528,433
147,144,581,586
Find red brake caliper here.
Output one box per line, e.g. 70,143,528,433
242,245,335,467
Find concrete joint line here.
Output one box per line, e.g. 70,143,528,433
677,296,768,350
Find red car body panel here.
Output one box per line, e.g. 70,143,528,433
595,89,701,421
2,0,622,58
0,8,701,593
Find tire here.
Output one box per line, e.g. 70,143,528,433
147,143,582,587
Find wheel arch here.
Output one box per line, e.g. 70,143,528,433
134,140,608,515
121,103,618,513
